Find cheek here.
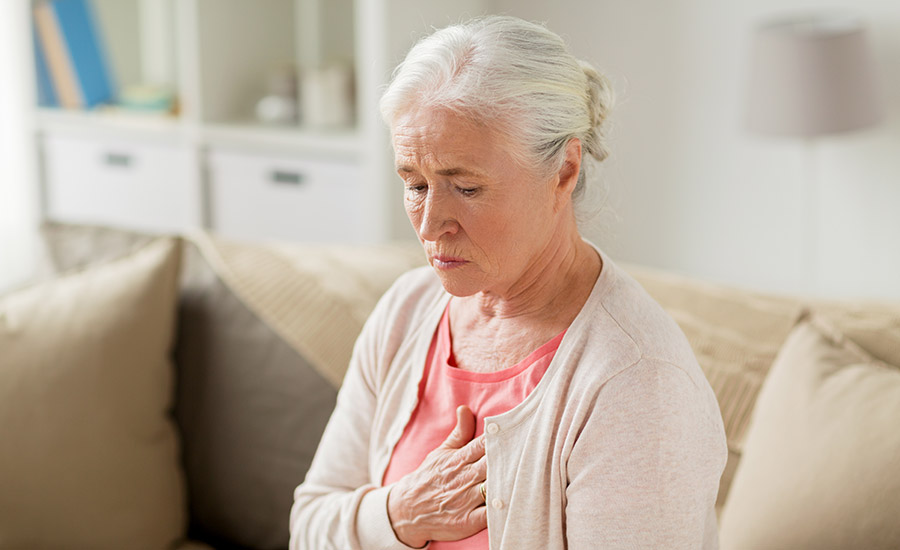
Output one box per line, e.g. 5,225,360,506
463,210,511,259
471,201,540,257
404,195,424,223
475,205,517,239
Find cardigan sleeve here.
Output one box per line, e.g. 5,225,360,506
288,279,425,550
564,358,726,549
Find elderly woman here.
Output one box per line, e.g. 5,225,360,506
290,15,726,550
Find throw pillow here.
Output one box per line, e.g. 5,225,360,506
38,220,162,274
718,311,900,549
812,297,900,368
0,238,186,550
174,240,339,550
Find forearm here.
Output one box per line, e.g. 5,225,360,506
290,482,418,550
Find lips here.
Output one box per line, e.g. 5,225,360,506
431,254,467,270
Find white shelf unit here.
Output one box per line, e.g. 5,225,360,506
29,0,487,244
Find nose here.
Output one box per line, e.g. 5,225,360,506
417,188,458,242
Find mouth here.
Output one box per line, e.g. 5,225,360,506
431,254,468,270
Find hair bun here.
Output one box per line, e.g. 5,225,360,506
579,60,614,162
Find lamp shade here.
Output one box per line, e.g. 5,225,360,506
745,14,884,137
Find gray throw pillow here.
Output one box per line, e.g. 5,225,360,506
175,240,337,549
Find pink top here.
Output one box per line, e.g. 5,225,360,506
382,304,565,549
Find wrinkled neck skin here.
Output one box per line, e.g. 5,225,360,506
455,207,601,327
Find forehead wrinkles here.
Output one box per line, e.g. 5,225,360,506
391,107,493,172
392,127,439,167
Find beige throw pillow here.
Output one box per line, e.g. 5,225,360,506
0,238,186,550
719,311,900,549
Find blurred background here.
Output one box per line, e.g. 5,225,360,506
2,0,898,300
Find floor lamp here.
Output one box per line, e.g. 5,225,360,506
744,14,883,292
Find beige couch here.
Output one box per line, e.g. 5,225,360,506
1,222,898,549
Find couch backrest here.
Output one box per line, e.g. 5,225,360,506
37,222,900,531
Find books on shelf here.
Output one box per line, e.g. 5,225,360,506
32,20,58,108
32,0,116,110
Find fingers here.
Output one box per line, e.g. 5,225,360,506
469,453,487,479
460,454,488,504
469,478,487,506
441,405,476,450
458,433,486,464
472,454,488,493
466,503,488,532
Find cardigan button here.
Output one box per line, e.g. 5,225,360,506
486,423,500,435
491,498,504,510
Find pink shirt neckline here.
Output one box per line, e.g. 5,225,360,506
440,307,567,383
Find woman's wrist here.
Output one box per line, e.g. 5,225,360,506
387,485,428,548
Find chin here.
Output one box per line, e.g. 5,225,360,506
432,269,482,298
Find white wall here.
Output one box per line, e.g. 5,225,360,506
491,0,900,300
0,0,40,293
5,0,898,301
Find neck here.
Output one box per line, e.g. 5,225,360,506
464,222,601,322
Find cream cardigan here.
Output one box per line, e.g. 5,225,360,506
290,244,727,550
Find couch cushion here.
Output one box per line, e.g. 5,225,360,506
0,238,186,549
718,311,900,549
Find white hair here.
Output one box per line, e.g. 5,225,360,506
379,15,615,202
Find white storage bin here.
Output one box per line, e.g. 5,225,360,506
42,132,195,233
208,149,368,243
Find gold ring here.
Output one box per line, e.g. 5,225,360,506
480,482,487,502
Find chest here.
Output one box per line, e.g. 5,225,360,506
450,323,564,373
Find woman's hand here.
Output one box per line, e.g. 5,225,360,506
387,405,487,548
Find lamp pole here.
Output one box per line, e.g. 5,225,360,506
802,139,818,292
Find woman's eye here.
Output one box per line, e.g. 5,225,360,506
457,186,478,197
405,183,428,194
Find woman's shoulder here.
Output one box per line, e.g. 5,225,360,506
567,251,715,408
585,252,700,374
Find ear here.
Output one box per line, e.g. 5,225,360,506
553,138,582,209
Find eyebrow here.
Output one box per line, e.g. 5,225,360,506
396,166,485,178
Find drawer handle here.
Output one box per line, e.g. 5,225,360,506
104,152,132,168
270,170,304,185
